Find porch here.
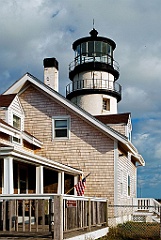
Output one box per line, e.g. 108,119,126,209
0,194,109,240
132,198,161,223
0,145,83,196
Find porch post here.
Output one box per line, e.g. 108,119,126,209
54,195,63,240
57,172,61,194
61,172,64,194
3,157,14,194
57,172,64,194
36,166,44,194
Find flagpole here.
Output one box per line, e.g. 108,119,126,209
65,172,91,194
65,186,75,195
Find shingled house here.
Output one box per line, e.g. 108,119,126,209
0,29,145,209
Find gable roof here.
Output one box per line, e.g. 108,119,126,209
3,73,128,142
95,113,130,125
0,94,17,107
3,72,145,166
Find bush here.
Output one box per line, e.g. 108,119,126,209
99,221,161,240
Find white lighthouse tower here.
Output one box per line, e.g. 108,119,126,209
66,28,121,116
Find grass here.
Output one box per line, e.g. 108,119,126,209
98,221,161,240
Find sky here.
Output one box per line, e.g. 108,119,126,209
0,0,161,198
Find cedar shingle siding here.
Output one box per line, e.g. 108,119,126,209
20,85,115,201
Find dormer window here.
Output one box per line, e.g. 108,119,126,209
13,114,21,130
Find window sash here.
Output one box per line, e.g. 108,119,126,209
13,114,21,130
53,118,69,139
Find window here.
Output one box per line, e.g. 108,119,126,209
103,98,110,111
13,114,21,130
52,117,70,139
12,136,21,144
128,175,130,196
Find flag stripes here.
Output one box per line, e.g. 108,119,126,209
74,177,86,196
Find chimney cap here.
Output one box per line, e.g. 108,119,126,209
43,58,58,70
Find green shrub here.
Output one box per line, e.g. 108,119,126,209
99,221,161,240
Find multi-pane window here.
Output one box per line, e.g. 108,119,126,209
13,114,21,130
52,117,70,139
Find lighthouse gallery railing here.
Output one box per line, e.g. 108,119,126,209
66,78,122,96
69,55,120,72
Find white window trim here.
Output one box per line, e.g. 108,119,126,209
102,97,110,112
11,135,22,145
52,116,70,140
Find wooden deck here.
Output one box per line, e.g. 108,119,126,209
0,225,109,239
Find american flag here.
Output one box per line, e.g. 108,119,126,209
74,176,86,196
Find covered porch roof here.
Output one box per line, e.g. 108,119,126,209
0,145,83,176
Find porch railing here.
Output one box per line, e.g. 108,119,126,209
63,194,108,232
133,198,161,216
0,194,108,239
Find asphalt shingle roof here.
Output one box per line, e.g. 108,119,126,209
95,113,130,125
0,94,16,107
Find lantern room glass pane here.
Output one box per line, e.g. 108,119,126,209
88,41,94,57
76,45,81,57
81,42,87,55
107,43,111,55
95,41,101,57
102,42,107,55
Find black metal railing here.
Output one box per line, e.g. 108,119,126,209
66,79,122,96
69,55,119,72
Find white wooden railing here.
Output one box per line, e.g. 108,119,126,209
133,198,161,216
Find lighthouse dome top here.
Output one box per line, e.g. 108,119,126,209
72,28,116,50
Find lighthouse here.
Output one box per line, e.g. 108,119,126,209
66,28,121,116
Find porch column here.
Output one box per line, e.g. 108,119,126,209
36,166,44,194
3,157,13,194
57,172,64,194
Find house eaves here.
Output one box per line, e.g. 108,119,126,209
119,140,145,166
23,131,43,148
0,119,20,137
0,118,43,148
